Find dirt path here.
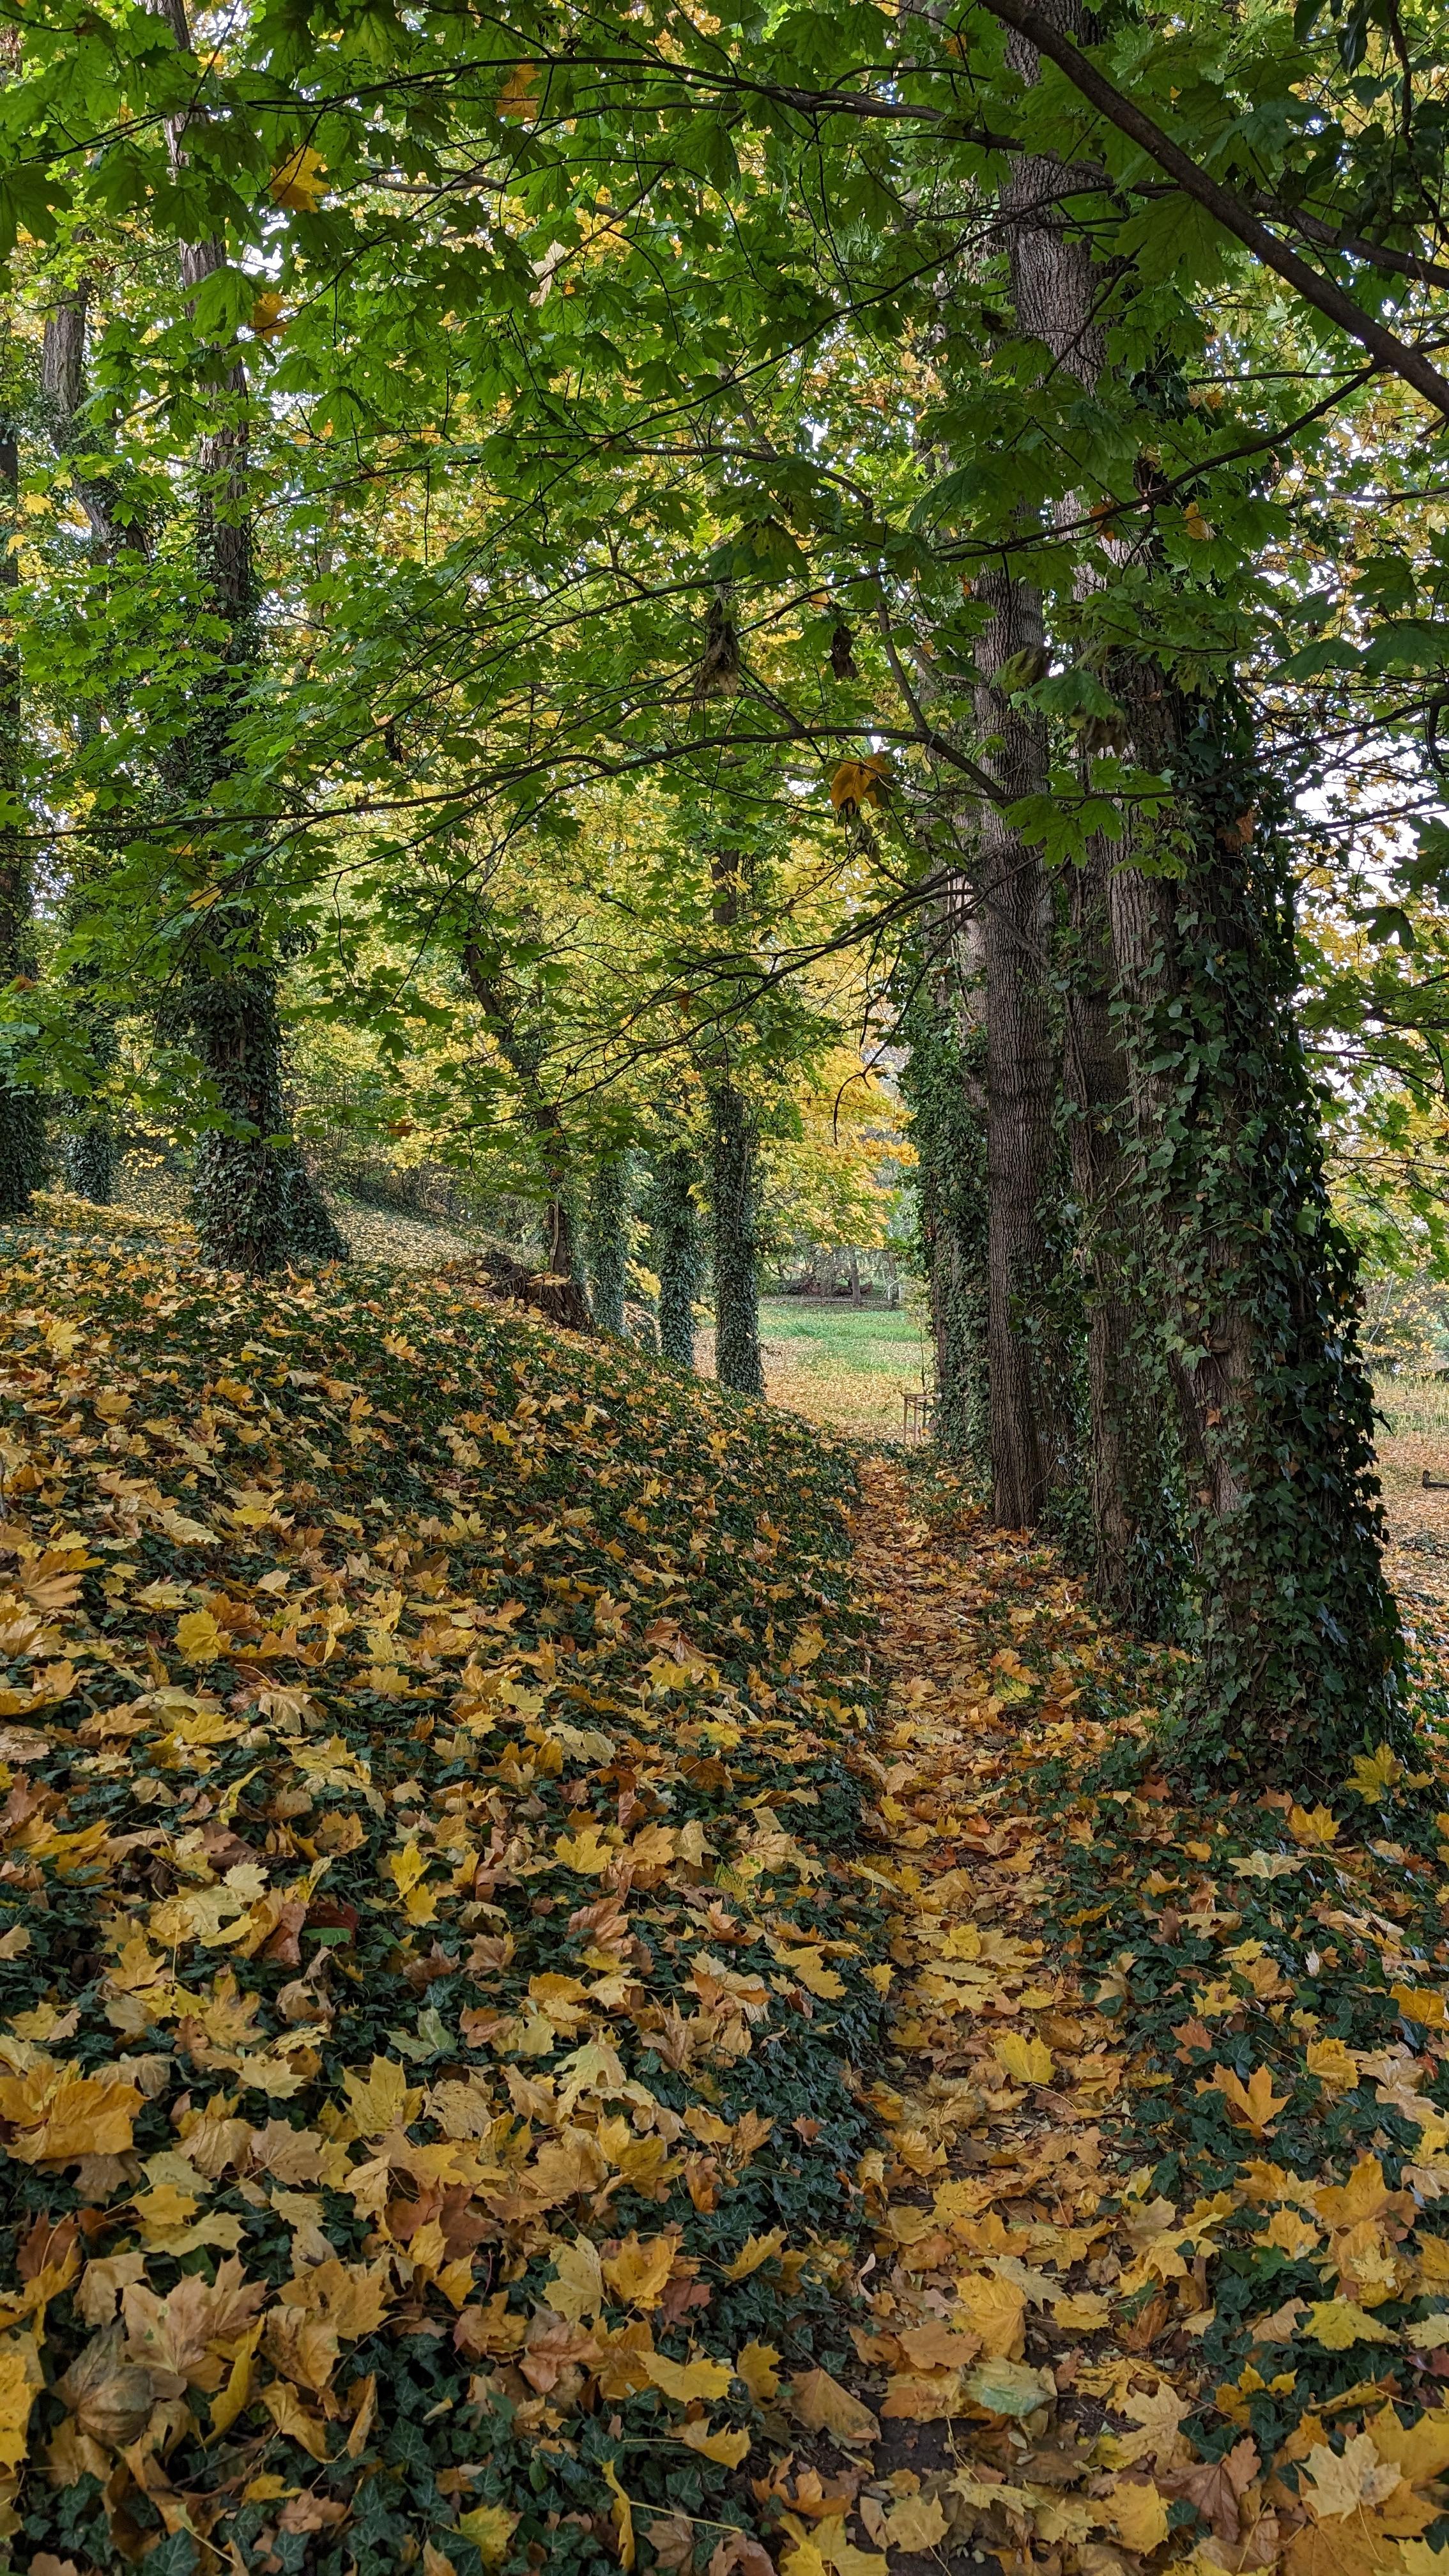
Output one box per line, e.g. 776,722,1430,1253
811,1459,1162,2572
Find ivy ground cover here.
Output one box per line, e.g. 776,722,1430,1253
0,1236,887,2576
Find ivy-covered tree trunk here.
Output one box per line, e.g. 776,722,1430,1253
0,397,43,1220
644,1142,702,1369
708,1081,763,1397
1106,693,1402,1775
900,944,988,1474
151,0,344,1273
43,283,128,1211
586,1155,630,1336
1061,843,1173,1618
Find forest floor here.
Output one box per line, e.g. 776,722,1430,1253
7,1223,1449,2575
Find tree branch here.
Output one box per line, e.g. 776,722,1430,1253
970,0,1449,425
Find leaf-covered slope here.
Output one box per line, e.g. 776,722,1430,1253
0,1238,885,2575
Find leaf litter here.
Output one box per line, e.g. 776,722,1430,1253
839,1455,1449,2576
8,1239,1449,2575
0,1239,887,2574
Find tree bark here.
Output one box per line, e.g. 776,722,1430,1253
708,1080,764,1397
587,1154,630,1336
645,1142,702,1368
461,935,591,1324
146,0,344,1271
967,4,1100,1529
0,406,42,1218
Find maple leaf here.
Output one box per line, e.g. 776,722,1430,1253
496,61,541,119
1107,2478,1170,2552
785,2366,879,2446
993,2029,1054,2085
1160,2435,1261,2542
1307,2036,1361,2091
645,2352,733,2404
270,146,328,210
1301,2434,1403,2520
1289,1802,1340,1847
601,2461,634,2572
456,2504,519,2564
1208,2061,1289,2135
723,2228,785,2281
0,2343,35,2472
1302,2299,1397,2350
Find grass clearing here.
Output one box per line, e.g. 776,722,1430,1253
700,1298,933,1443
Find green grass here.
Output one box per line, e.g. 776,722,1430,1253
749,1293,933,1438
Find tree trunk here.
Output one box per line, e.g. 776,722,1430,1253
43,282,126,1210
1105,689,1402,1775
709,1081,764,1397
145,0,343,1272
973,570,1074,1528
1061,838,1169,1618
900,938,989,1476
962,12,1102,1529
587,1155,630,1336
645,1142,702,1368
0,407,42,1220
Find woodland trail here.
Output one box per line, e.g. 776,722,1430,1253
828,1458,1146,2574
827,1460,1449,2576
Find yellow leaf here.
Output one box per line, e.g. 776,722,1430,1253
722,2228,785,2282
0,2342,35,2471
829,755,889,815
260,2377,331,2460
601,2459,634,2572
342,2057,418,2139
1406,2314,1449,2351
456,2503,520,2564
250,293,288,339
1053,2290,1113,2331
1307,2037,1360,2091
270,145,328,211
676,2417,750,2467
1364,2398,1449,2486
645,2352,733,2405
1108,2478,1170,2551
786,2366,879,2447
1183,500,1213,540
790,2516,885,2576
210,2321,263,2436
1287,1802,1340,1847
1303,2299,1397,2351
0,2071,140,2163
954,2270,1026,2359
175,1608,226,1664
1301,2432,1403,2519
496,61,541,119
1209,2061,1289,2136
1393,1984,1449,2029
993,2030,1054,2086
601,2234,675,2310
547,2238,604,2325
774,1944,846,2000
554,1823,612,1874
883,2495,949,2550
737,2340,781,2402
387,1840,428,1897
1347,1744,1402,1801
